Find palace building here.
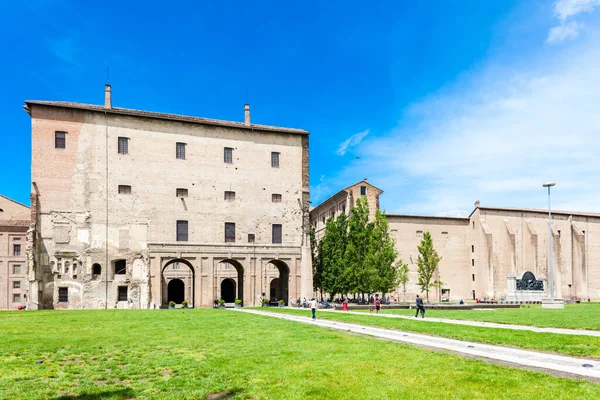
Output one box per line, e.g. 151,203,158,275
310,180,600,303
23,85,312,309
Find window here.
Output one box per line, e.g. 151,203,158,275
224,191,235,201
442,231,448,235
272,194,282,203
471,245,474,253
416,231,423,237
321,215,325,224
13,294,21,303
92,263,101,275
172,262,180,270
13,244,21,256
176,188,188,198
360,186,366,196
472,221,475,229
176,142,186,159
118,286,128,301
557,229,561,236
472,274,475,282
471,259,475,266
224,147,233,163
13,265,21,274
118,185,132,195
248,234,255,243
55,131,66,149
58,287,69,302
272,224,282,244
118,137,129,154
271,152,280,168
13,281,21,289
177,220,188,241
115,260,126,275
225,223,235,243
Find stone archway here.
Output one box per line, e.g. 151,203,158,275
270,278,281,300
221,278,236,303
161,259,195,308
168,279,185,304
219,260,244,305
267,260,289,306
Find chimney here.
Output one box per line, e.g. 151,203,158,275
244,104,250,126
104,84,112,109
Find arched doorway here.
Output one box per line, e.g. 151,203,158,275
221,278,236,302
161,259,195,308
267,260,289,305
218,260,244,305
168,279,185,304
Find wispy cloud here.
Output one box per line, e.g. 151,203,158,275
336,129,370,156
547,0,600,43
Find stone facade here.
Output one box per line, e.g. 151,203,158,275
310,181,600,302
25,87,312,309
0,195,30,310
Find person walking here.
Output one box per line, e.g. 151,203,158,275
375,296,381,314
415,294,425,318
309,298,318,320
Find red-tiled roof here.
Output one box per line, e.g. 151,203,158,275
24,100,309,135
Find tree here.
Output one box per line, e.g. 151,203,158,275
397,261,409,302
320,213,348,299
344,197,372,297
416,232,442,303
310,226,323,296
366,209,399,296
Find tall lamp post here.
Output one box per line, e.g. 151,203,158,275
542,182,556,299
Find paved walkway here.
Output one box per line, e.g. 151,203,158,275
241,309,600,380
319,309,600,337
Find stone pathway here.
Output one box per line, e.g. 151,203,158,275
320,309,600,337
240,309,600,380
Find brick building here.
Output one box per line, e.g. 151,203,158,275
0,195,30,310
24,85,312,309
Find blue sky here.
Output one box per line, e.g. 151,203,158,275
1,0,600,215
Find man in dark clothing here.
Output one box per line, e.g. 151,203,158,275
415,295,425,318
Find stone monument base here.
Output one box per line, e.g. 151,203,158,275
541,298,565,309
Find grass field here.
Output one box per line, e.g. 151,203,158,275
354,303,600,330
261,307,600,359
1,309,600,400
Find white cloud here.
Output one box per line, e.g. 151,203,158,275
547,0,600,43
547,20,582,43
328,39,600,216
336,129,370,156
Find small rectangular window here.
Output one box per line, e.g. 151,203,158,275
272,194,282,203
442,231,448,235
118,286,128,301
13,244,21,256
248,234,255,243
472,274,475,282
224,147,233,163
118,185,132,195
13,265,21,274
360,186,366,196
224,191,235,201
58,287,69,302
176,188,188,198
13,294,21,303
271,152,280,168
177,220,188,242
471,245,474,253
225,222,236,243
272,224,282,244
13,281,21,289
118,137,129,154
176,142,186,159
55,131,66,149
416,231,423,238
472,259,475,266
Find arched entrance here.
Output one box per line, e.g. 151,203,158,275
219,260,244,305
267,260,289,305
168,279,185,304
161,259,195,308
221,278,236,302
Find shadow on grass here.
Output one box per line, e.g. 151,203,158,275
53,388,135,400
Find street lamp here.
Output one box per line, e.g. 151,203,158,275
542,182,555,299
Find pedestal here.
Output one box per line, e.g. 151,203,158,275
541,298,565,309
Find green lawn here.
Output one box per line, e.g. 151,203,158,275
263,307,600,359
1,309,599,400
353,303,600,330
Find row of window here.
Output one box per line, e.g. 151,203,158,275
57,286,127,303
118,186,283,202
56,132,282,167
176,221,283,244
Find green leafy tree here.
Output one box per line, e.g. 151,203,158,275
320,213,348,299
310,226,323,296
344,197,372,296
366,209,399,296
416,232,442,303
397,261,409,302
